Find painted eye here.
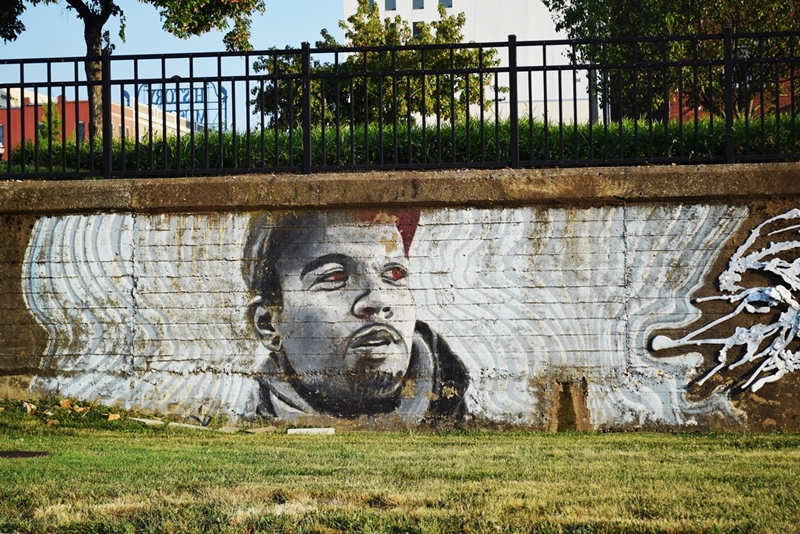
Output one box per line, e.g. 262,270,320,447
383,265,407,283
321,270,347,283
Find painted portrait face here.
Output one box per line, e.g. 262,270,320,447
270,217,416,403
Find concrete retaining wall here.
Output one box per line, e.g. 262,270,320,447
2,164,800,431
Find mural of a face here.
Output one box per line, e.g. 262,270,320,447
256,215,417,404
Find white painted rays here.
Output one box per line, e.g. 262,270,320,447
651,209,800,392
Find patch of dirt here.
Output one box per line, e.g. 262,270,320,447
0,450,51,459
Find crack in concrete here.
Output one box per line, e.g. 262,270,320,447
129,212,140,378
622,203,631,389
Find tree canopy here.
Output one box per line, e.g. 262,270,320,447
542,0,800,118
1,0,266,51
543,0,800,40
253,0,500,130
2,0,266,137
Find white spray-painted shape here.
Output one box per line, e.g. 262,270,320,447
651,209,800,391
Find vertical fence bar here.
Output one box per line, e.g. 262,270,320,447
302,42,312,174
119,82,126,173
134,59,141,172
542,43,549,162
245,53,252,169
189,57,196,171
161,57,168,172
588,62,596,162
33,79,39,175
363,51,369,168
46,62,53,174
508,35,519,169
792,36,797,158
723,26,734,164
4,84,11,176
273,54,280,167
102,49,112,179
216,56,223,170
19,64,25,174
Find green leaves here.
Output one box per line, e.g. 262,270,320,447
0,0,26,43
145,0,266,51
252,0,501,132
544,0,800,120
3,1,266,52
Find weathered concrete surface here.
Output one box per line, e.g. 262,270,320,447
0,213,46,394
3,164,800,432
1,163,799,215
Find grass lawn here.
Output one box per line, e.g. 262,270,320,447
1,398,799,533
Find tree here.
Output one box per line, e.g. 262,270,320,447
2,0,266,139
542,0,800,119
252,0,500,130
37,102,63,146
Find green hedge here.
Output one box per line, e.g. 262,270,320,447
5,115,799,177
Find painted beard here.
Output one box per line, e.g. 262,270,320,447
288,357,408,400
283,330,411,417
290,368,408,418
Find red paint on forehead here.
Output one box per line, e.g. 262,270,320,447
353,210,420,257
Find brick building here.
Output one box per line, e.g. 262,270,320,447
1,91,197,161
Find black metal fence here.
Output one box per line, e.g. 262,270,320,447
3,28,800,179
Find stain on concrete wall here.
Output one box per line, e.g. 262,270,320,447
0,214,47,397
18,203,792,429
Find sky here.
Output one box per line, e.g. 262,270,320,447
1,0,344,60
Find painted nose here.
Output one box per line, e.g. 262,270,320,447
353,290,394,320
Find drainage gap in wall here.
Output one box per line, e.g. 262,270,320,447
556,381,577,432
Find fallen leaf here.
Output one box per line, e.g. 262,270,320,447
0,407,5,412
46,419,59,425
74,406,90,414
59,399,71,409
107,414,121,421
22,402,37,415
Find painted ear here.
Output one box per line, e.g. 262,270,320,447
253,305,282,352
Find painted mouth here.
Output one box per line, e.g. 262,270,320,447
348,324,403,351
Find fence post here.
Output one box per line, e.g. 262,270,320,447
588,62,598,124
302,42,312,174
508,34,519,169
723,26,734,164
101,48,112,179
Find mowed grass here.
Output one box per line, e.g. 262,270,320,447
1,401,799,533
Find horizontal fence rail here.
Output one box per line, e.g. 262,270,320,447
2,28,800,179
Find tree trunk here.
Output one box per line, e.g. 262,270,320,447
83,18,104,143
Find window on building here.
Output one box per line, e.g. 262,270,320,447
413,22,424,36
385,0,396,9
77,121,86,142
413,0,424,8
439,0,452,6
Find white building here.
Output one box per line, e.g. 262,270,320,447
0,87,52,108
343,0,596,123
